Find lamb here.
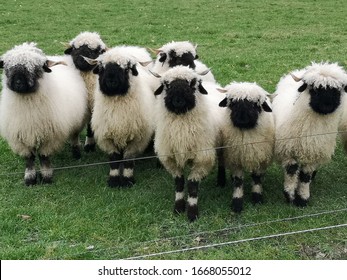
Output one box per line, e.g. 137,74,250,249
149,41,216,86
84,46,155,187
0,42,88,185
64,31,107,152
217,82,275,213
152,65,225,221
272,62,347,206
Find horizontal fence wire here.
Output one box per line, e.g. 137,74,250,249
0,130,346,177
61,207,347,259
124,223,347,260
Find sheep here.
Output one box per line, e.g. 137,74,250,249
152,65,225,221
63,31,107,152
272,62,347,207
149,41,216,87
0,42,88,185
217,82,275,213
84,46,155,187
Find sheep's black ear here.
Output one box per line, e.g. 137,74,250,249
298,83,307,92
93,65,100,74
190,78,197,88
131,65,138,76
198,82,208,95
154,84,164,95
159,52,167,63
219,97,228,107
262,102,272,112
0,60,3,68
195,55,199,59
43,62,52,73
344,86,347,92
64,47,73,55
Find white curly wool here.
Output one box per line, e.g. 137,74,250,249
69,31,106,50
220,82,275,172
91,46,155,158
0,43,87,158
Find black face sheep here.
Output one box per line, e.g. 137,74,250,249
0,42,88,185
218,82,274,213
272,62,347,207
64,31,107,152
150,41,216,84
84,46,154,187
152,66,225,221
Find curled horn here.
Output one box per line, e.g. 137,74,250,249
47,60,68,67
290,73,302,82
217,88,228,93
147,48,162,55
149,70,162,78
139,61,153,67
197,68,210,76
82,56,98,65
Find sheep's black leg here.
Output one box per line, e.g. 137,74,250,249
38,154,53,184
295,168,313,207
108,152,122,188
84,123,96,152
231,173,244,213
121,159,135,187
283,162,299,203
24,152,37,186
251,172,264,204
187,179,199,222
174,175,185,214
70,132,81,159
216,149,226,187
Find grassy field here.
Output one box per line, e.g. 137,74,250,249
0,0,347,260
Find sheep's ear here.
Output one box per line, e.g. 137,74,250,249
298,83,308,92
219,97,228,107
198,82,208,95
64,47,73,55
154,84,164,96
0,59,3,68
344,86,347,92
195,55,199,59
131,65,138,76
159,52,167,63
262,101,272,112
43,62,52,73
190,78,197,88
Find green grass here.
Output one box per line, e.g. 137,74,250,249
0,0,347,260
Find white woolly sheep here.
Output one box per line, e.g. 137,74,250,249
84,46,155,187
150,41,216,86
272,62,347,206
0,42,88,185
64,31,107,152
152,65,225,221
218,82,275,213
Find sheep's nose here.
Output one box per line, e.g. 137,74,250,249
172,96,186,108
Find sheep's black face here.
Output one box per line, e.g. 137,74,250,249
229,100,261,129
98,63,130,96
168,50,196,69
6,64,43,94
164,79,196,115
66,44,105,72
309,85,341,115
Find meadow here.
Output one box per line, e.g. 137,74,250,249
0,0,346,260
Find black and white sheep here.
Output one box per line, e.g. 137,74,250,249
84,46,154,187
0,42,88,185
218,82,274,213
150,41,216,85
273,62,347,206
152,66,225,221
64,31,107,152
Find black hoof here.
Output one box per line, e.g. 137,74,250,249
251,192,263,204
294,195,308,207
174,199,186,214
283,190,294,204
120,177,135,188
72,146,81,159
24,176,37,186
108,176,121,188
41,176,53,185
187,205,199,222
84,143,96,153
232,198,243,213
